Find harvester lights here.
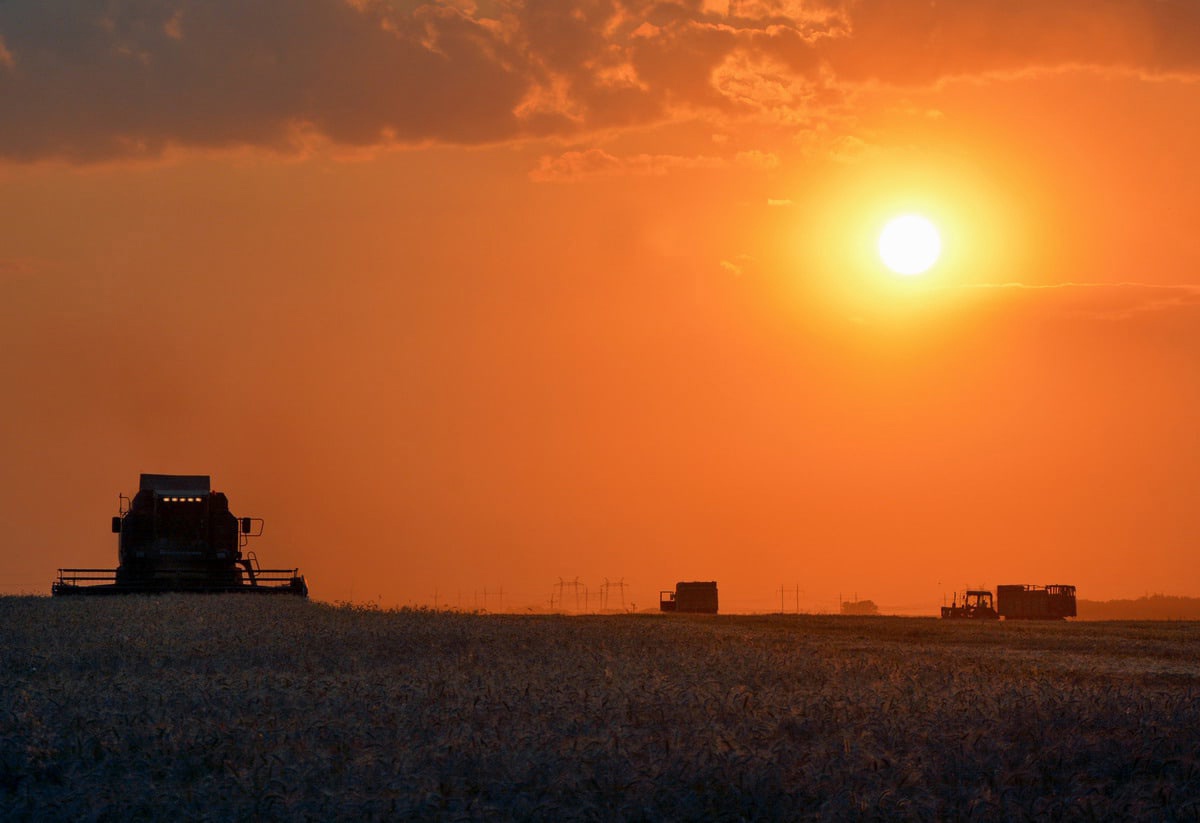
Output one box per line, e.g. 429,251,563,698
162,496,203,503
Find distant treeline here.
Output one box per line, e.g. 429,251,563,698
1077,595,1200,621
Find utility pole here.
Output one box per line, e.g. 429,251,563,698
613,578,627,610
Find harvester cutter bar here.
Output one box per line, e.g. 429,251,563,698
52,568,307,597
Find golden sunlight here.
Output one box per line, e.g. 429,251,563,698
878,214,942,275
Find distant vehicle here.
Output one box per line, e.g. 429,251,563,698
941,585,1077,620
840,599,879,616
997,584,1076,620
941,590,999,620
660,581,718,614
53,473,307,597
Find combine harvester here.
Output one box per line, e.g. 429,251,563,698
941,584,1075,620
53,473,308,597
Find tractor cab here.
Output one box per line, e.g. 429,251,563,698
941,589,999,620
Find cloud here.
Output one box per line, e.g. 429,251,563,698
824,0,1200,85
2,1,1199,163
955,281,1200,321
734,149,779,170
718,252,757,276
529,148,723,182
826,134,878,164
0,0,539,161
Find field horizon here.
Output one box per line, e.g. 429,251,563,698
4,595,1200,819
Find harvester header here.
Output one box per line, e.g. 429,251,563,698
53,473,307,597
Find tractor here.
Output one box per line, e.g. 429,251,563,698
941,589,999,620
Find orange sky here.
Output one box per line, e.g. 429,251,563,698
4,1,1200,612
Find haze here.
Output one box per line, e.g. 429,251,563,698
3,1,1199,612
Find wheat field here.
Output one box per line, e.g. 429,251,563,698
3,596,1199,820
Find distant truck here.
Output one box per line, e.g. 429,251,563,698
660,581,718,614
997,584,1076,620
941,585,1076,620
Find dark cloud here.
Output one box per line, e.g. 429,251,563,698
2,0,1198,162
823,0,1200,85
0,0,538,160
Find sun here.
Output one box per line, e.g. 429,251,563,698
878,214,942,275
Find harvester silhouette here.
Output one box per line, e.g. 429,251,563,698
53,473,307,597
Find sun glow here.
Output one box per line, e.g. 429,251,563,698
878,215,942,275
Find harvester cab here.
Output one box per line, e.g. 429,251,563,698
941,589,999,620
53,473,307,597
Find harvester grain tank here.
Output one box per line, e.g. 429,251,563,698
52,473,308,596
997,584,1076,620
659,581,718,613
941,590,999,620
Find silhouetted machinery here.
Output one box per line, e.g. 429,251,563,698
659,581,719,613
997,584,1076,620
53,474,308,597
941,590,998,620
941,584,1076,620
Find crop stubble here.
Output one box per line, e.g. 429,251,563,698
2,596,1199,820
